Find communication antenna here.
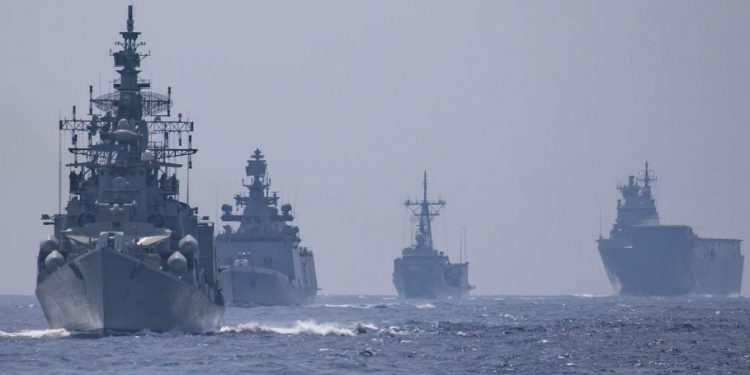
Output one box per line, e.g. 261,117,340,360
464,226,468,263
292,184,299,223
294,185,302,229
186,134,192,205
57,112,62,215
214,189,219,229
442,204,450,258
402,204,409,247
458,226,463,263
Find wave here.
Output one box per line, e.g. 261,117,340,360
220,320,377,336
318,302,397,309
416,303,435,309
0,328,70,339
384,325,423,336
321,304,368,309
320,303,389,309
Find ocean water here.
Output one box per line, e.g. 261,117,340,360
1,295,749,374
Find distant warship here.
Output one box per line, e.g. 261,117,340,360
216,149,318,306
598,162,744,296
393,172,472,298
35,6,223,334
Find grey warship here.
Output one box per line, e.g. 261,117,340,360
393,172,472,298
35,6,223,334
216,149,318,306
598,162,744,296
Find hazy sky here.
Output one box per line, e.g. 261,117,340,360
1,1,749,296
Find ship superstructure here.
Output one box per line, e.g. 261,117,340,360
393,172,472,298
216,149,318,306
35,6,223,334
598,162,743,296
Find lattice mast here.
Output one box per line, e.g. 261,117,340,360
404,171,446,250
58,5,195,190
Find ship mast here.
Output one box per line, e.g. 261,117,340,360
58,5,195,177
404,171,445,251
638,161,657,197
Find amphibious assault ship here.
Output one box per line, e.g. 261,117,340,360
216,149,318,306
393,172,472,298
598,162,743,296
35,6,223,334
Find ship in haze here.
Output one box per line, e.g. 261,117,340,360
216,149,318,306
598,162,744,296
393,172,472,298
35,6,223,334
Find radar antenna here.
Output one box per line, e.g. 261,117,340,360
57,5,197,200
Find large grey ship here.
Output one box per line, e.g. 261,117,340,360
393,172,472,298
35,6,223,334
598,162,744,296
216,149,318,306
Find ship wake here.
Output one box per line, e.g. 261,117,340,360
220,320,377,336
0,328,71,339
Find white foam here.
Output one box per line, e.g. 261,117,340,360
220,320,376,337
385,326,421,335
320,303,394,309
0,328,70,339
573,294,605,298
357,322,379,331
501,313,518,320
321,304,371,309
416,303,435,309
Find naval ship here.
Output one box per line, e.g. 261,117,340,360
393,172,472,298
216,149,318,306
598,162,744,296
36,6,223,334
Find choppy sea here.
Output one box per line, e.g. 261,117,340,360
1,295,749,374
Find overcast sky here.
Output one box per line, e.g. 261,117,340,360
1,1,749,296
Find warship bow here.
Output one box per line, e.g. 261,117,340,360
36,6,223,334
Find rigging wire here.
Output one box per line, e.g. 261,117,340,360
402,199,409,247
442,205,450,259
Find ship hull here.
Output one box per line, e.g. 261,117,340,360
393,257,470,299
220,266,316,306
598,225,743,296
36,248,223,335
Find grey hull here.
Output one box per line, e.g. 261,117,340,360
220,266,316,307
598,226,744,296
393,259,470,299
36,249,223,334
